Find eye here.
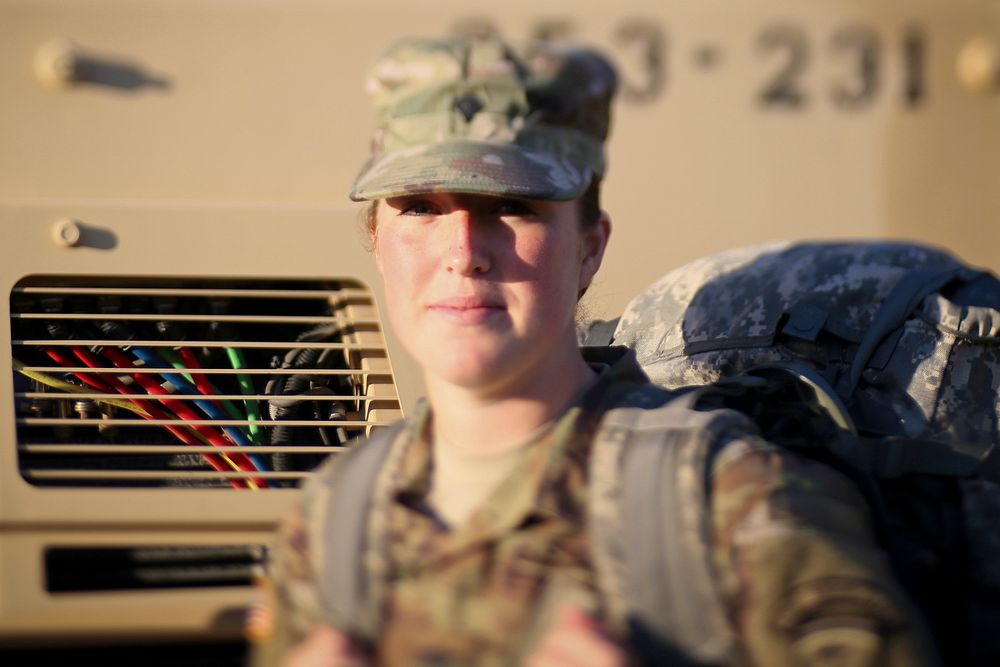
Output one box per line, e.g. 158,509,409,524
493,199,537,218
385,196,439,217
401,201,438,216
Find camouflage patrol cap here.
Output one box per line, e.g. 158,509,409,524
349,35,618,202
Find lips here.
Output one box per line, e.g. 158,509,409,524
427,295,506,324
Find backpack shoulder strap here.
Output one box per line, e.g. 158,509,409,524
590,399,744,665
313,420,407,640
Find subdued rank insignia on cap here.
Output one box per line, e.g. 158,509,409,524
454,93,484,121
349,35,618,201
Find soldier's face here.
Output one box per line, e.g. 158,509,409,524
373,191,609,395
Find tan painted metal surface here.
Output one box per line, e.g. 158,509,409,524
1,0,997,644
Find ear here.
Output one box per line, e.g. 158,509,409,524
369,204,386,276
373,235,386,276
578,212,611,293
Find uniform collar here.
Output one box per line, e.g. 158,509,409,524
391,346,652,541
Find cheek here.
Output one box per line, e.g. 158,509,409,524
513,229,583,304
376,231,423,288
374,234,423,327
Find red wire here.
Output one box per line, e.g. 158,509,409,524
44,346,244,489
97,347,266,488
44,347,110,392
177,347,228,415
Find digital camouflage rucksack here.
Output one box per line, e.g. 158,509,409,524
593,240,1000,665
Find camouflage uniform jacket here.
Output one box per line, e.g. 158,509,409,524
254,347,936,667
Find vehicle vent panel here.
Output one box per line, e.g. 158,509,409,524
10,276,401,489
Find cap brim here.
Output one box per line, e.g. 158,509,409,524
349,140,591,202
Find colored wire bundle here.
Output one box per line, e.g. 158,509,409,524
90,319,270,480
99,346,269,487
27,306,342,489
41,345,253,490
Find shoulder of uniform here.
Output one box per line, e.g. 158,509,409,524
604,387,760,437
708,428,777,471
707,425,867,516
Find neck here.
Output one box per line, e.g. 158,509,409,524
424,344,594,455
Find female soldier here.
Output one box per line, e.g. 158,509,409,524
254,36,936,667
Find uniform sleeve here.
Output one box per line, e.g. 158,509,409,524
249,482,334,667
247,448,348,667
708,436,941,667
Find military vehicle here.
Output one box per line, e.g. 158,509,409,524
1,0,997,661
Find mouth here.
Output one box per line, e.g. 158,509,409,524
427,296,506,324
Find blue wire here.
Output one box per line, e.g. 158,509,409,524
129,346,269,472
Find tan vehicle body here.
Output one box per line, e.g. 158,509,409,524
0,0,997,648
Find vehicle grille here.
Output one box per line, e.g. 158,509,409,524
10,276,400,489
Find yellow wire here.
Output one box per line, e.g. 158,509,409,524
165,425,258,489
14,360,151,417
15,360,257,489
239,469,260,491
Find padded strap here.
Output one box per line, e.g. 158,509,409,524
322,421,405,640
600,403,736,665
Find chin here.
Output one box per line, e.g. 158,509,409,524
434,355,504,387
422,344,516,390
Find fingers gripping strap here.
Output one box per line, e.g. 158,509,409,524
320,422,405,640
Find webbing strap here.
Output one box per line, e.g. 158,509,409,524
844,266,977,395
583,317,621,347
826,434,999,482
322,422,405,639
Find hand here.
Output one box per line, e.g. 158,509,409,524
525,606,630,667
281,626,371,667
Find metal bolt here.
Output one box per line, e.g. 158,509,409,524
74,399,95,420
52,218,83,248
34,39,80,89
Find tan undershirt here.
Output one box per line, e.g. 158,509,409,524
427,421,556,528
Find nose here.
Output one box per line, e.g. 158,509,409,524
444,210,490,275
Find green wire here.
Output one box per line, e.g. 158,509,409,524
227,347,262,445
161,347,251,439
157,349,195,385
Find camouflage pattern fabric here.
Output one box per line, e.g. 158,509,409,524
613,240,1000,443
612,240,1000,663
376,392,600,666
707,437,938,666
350,36,617,201
253,347,936,666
